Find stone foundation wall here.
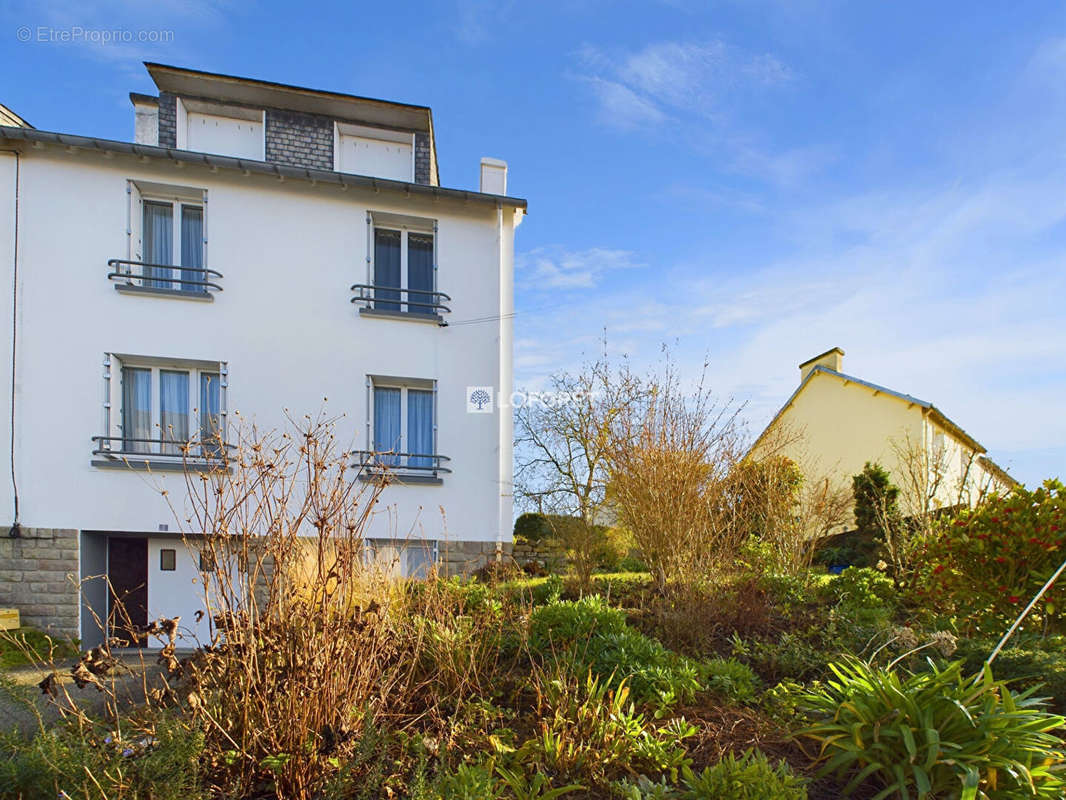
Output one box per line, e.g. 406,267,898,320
437,540,512,577
0,528,79,639
511,539,568,571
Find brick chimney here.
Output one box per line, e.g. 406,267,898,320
799,347,844,383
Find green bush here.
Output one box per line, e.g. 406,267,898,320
0,627,80,669
514,512,553,544
681,750,807,799
919,479,1066,635
0,715,204,800
797,657,1066,799
529,596,628,649
515,672,693,788
822,566,896,609
730,630,828,684
433,762,502,800
703,658,761,703
529,597,702,706
956,637,1066,714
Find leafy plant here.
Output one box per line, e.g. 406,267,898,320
496,766,583,799
823,566,896,609
529,596,702,705
434,762,501,800
703,657,761,703
956,636,1066,714
612,774,680,798
517,671,693,787
681,750,807,799
797,657,1066,799
919,479,1066,635
0,714,205,800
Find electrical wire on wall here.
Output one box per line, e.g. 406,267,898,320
3,149,20,538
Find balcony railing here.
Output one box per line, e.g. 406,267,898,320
108,259,223,296
92,435,234,468
350,284,451,317
352,450,451,481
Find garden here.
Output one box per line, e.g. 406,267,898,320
1,355,1065,799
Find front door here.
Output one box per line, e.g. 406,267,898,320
108,537,148,647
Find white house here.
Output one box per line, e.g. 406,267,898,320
0,63,525,647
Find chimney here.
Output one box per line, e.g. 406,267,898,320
799,347,844,383
479,157,507,195
130,93,159,146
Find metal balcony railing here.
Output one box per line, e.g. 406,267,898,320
352,450,451,479
350,284,451,316
92,435,234,464
108,259,223,294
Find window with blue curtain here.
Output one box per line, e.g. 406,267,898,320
160,370,190,455
121,367,151,453
373,387,402,466
374,229,402,310
407,233,434,313
180,205,203,293
407,389,433,469
143,201,173,289
199,372,221,456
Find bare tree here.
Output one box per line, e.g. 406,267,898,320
605,356,746,593
514,345,646,589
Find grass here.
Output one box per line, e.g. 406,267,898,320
0,627,79,669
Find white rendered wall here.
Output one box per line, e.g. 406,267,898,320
4,149,515,550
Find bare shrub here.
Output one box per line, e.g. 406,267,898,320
605,357,746,593
169,412,517,798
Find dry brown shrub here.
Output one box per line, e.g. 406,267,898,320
166,412,515,798
605,357,747,594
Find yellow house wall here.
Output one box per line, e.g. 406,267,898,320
759,373,1013,532
758,373,923,530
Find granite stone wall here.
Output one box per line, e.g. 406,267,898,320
0,528,79,639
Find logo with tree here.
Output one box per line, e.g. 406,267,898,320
467,386,494,413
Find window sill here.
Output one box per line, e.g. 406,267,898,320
114,284,214,302
91,457,230,474
358,307,444,325
358,472,444,486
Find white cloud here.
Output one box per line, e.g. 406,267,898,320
580,76,670,129
574,37,803,183
452,0,517,44
578,38,791,124
518,246,644,290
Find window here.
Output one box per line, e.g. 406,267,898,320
142,199,204,292
102,356,226,461
160,549,176,571
370,380,435,471
372,227,435,313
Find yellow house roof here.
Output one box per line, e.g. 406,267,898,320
753,364,1017,486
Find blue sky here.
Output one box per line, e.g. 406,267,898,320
3,0,1064,486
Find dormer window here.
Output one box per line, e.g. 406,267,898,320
334,122,414,181
177,98,264,160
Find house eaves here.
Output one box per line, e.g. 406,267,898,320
0,125,527,211
145,62,432,133
978,455,1019,488
750,365,988,456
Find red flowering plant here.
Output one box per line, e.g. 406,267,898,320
918,479,1066,636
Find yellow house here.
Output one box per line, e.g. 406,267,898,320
752,348,1016,532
